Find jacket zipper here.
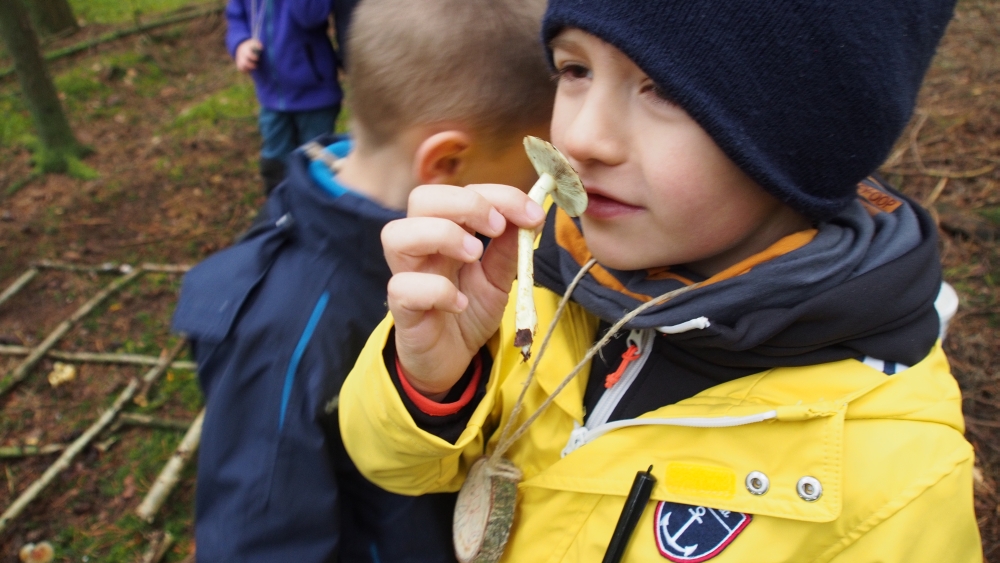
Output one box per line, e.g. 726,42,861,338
587,329,654,429
561,328,778,457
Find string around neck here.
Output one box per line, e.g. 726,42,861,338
489,262,703,465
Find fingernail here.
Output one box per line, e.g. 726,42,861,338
488,209,506,234
455,292,469,311
525,201,545,222
463,235,482,258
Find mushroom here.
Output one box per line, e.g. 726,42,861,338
515,137,587,360
19,542,54,563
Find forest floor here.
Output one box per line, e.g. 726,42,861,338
0,0,998,561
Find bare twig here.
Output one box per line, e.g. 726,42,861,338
115,413,192,432
0,268,38,308
139,531,176,563
969,396,1000,410
883,164,996,179
882,145,909,169
135,339,188,407
0,378,140,534
0,269,145,398
0,444,65,458
0,346,195,371
32,260,127,273
135,409,205,523
141,263,192,273
909,111,930,172
923,177,949,208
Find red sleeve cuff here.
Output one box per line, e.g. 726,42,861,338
396,354,482,417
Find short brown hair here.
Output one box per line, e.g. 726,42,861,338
346,0,554,148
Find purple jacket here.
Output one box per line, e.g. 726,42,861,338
226,0,343,112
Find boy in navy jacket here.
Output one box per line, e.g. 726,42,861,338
173,0,554,561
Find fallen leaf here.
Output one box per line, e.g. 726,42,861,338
122,474,136,500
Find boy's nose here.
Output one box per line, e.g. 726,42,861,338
560,88,628,169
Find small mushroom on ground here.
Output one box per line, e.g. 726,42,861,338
19,541,54,563
515,137,587,360
46,362,76,388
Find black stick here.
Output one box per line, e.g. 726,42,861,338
602,465,657,563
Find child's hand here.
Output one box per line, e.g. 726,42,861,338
235,39,262,73
382,184,546,398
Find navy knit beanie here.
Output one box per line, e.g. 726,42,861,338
542,0,956,222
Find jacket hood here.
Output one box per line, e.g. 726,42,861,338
265,138,402,277
534,179,943,370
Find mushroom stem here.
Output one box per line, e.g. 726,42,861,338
514,172,555,360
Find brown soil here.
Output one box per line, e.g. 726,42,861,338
0,0,998,561
0,12,259,562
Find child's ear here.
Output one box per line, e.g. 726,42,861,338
413,130,473,185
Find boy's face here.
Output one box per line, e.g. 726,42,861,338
549,29,808,275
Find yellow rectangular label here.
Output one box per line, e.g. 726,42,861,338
664,462,736,500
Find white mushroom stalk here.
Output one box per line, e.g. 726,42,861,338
515,137,587,360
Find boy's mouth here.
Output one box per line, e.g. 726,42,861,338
583,188,642,219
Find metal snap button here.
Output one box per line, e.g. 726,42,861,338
745,471,769,495
797,476,822,501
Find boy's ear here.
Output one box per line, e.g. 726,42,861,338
413,130,473,185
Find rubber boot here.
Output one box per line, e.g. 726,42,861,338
260,157,287,197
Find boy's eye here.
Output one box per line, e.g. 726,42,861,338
640,81,678,105
554,63,591,82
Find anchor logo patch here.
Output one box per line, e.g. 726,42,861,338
654,501,751,562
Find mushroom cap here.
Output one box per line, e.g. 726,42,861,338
523,136,588,217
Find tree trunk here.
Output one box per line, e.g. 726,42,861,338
0,0,84,173
25,0,77,37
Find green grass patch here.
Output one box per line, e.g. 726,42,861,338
0,92,34,149
69,0,220,26
169,81,257,138
152,368,203,411
975,206,1000,225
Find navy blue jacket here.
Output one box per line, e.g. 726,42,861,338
225,0,343,112
173,141,458,563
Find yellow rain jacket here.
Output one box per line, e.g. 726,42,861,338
340,285,982,562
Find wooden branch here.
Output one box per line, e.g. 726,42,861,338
0,268,38,308
135,409,205,523
33,259,127,273
0,346,196,371
0,268,145,398
0,378,139,534
134,339,188,407
117,413,191,432
883,164,996,179
923,177,949,208
141,263,192,274
140,531,175,563
0,6,226,81
0,444,65,458
907,111,930,173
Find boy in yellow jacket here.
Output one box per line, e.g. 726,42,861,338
339,0,983,561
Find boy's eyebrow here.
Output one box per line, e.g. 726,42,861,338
548,34,582,55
